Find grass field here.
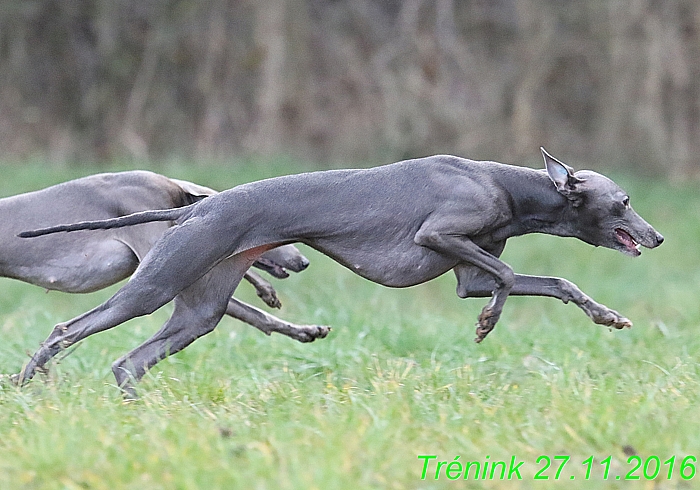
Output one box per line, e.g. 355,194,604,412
0,158,698,489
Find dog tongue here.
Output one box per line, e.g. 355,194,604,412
615,229,641,256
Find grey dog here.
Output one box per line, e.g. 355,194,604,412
0,171,326,343
18,149,663,394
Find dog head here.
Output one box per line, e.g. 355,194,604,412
542,147,664,256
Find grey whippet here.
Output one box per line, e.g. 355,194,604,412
17,149,663,394
0,171,327,343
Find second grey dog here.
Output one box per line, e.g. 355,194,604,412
1,171,327,343
18,149,663,393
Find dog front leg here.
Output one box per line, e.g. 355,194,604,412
243,270,281,308
516,274,632,329
415,229,514,342
454,265,633,330
226,298,330,343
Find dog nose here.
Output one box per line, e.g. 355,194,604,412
655,232,664,246
298,256,310,270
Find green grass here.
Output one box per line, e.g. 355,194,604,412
0,159,698,489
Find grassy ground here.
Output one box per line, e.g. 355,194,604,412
0,158,698,489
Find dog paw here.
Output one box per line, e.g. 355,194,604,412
294,325,331,343
120,385,140,401
607,314,633,330
474,309,499,343
578,297,633,330
8,371,32,387
256,287,282,309
598,312,632,329
589,305,633,329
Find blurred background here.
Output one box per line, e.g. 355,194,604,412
1,0,699,176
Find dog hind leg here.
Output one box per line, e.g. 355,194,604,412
18,219,259,384
111,254,253,396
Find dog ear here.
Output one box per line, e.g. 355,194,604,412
541,147,583,199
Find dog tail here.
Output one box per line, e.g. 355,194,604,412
18,205,194,238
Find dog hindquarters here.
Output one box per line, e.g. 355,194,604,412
19,217,252,384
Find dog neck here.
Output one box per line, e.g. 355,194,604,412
490,166,578,240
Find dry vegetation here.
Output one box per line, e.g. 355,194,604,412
1,0,699,175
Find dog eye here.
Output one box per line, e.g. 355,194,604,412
622,196,630,207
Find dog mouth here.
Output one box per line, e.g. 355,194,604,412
253,258,290,278
615,228,641,257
